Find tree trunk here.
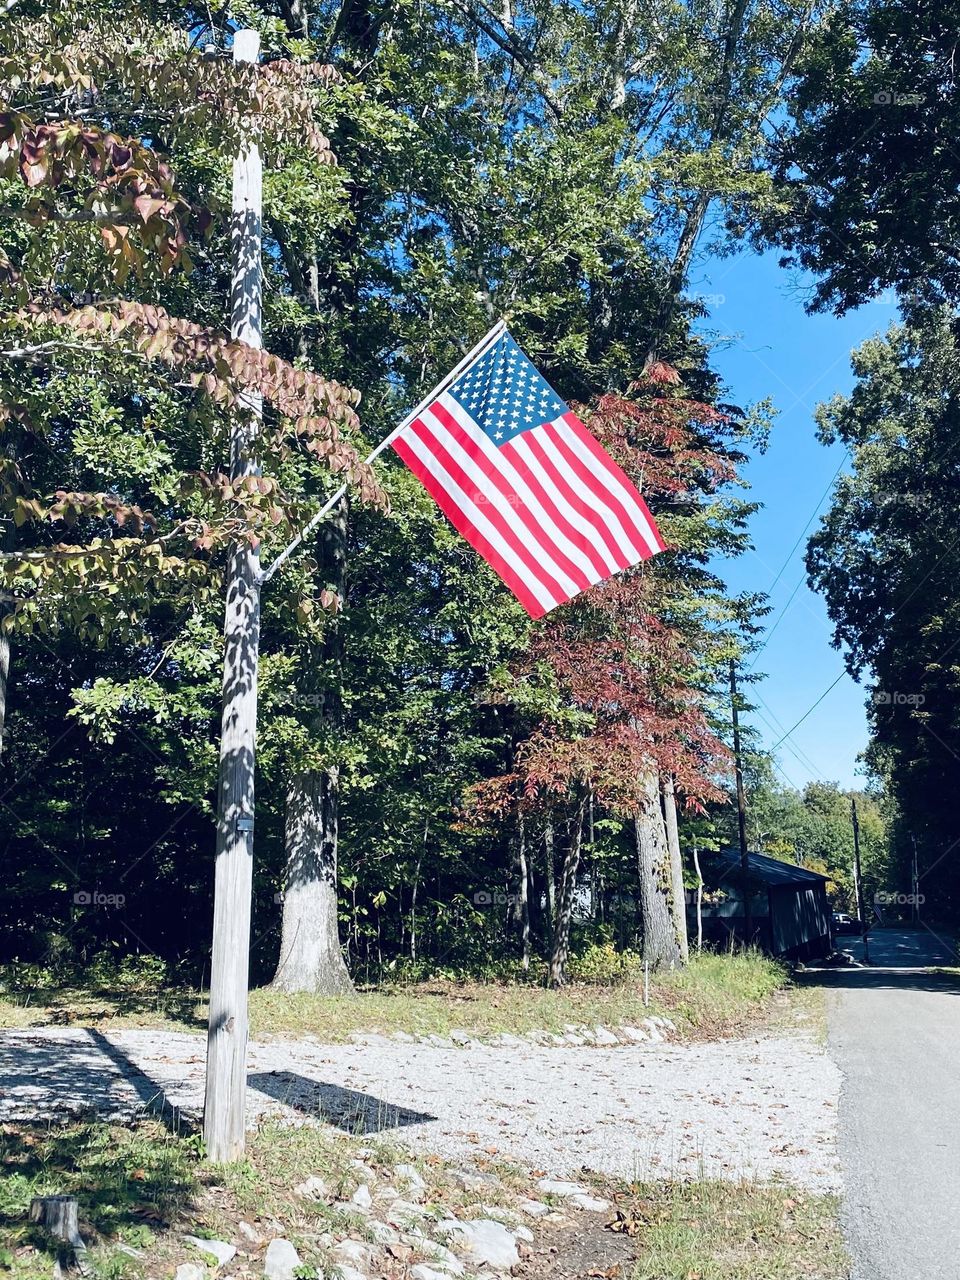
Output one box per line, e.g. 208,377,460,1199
0,624,9,760
636,773,681,971
518,813,530,972
549,799,586,985
661,772,689,963
410,820,426,962
543,814,555,938
272,769,353,994
272,499,353,995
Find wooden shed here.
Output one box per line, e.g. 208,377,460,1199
694,849,833,961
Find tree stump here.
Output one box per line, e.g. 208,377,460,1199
28,1196,89,1274
29,1196,78,1242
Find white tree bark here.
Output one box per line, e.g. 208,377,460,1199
272,769,354,994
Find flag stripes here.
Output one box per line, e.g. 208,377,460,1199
393,390,664,618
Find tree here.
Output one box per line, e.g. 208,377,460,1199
805,309,958,912
768,0,960,313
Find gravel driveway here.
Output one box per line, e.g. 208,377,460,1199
0,1026,840,1191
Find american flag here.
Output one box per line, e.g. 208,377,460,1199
391,328,665,618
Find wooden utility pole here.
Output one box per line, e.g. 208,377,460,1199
203,27,263,1163
851,797,870,964
729,660,752,946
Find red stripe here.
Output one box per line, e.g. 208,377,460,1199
500,434,618,582
428,400,593,595
408,413,570,606
519,427,630,572
557,413,664,556
392,428,547,618
548,414,659,561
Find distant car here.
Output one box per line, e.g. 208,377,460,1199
832,912,861,935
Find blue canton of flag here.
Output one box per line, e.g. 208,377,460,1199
448,333,569,444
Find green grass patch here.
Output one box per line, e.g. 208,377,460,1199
618,1179,848,1279
0,949,796,1042
0,1118,201,1277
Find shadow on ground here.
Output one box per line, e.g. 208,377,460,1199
248,1069,436,1134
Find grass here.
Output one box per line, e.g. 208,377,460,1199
0,1116,848,1280
0,949,798,1042
0,1114,532,1278
618,1179,848,1279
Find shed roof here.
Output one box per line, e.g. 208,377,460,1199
707,849,830,889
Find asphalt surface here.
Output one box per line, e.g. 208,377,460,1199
820,927,960,1279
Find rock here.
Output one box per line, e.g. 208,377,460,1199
238,1221,264,1246
351,1183,373,1210
523,1030,552,1045
592,1025,620,1046
443,1219,520,1270
332,1239,375,1269
295,1174,330,1201
519,1200,550,1218
420,1240,465,1274
175,1267,205,1280
619,1025,648,1043
453,1170,499,1192
350,1160,376,1183
184,1236,236,1266
410,1268,452,1280
492,1033,524,1047
426,1033,451,1047
393,1031,416,1043
563,1033,586,1046
368,1220,400,1245
570,1194,612,1212
449,1030,474,1047
512,1225,534,1243
376,1185,400,1204
641,1018,664,1042
536,1179,585,1198
264,1238,301,1280
480,1204,519,1226
578,1028,597,1043
394,1162,427,1192
334,1267,368,1280
386,1198,426,1226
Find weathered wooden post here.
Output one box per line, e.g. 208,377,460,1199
29,1196,89,1274
203,26,263,1163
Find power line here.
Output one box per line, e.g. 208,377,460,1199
770,672,846,752
748,453,849,672
764,452,849,594
747,573,805,670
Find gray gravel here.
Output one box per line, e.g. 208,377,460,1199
0,1024,840,1190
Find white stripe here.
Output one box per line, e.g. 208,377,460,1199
400,427,562,613
533,425,646,565
506,428,623,578
553,418,661,555
421,405,580,598
437,394,606,589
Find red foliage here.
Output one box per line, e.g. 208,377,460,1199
472,383,738,821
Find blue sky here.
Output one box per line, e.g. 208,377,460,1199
691,248,898,792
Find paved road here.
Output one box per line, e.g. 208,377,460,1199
822,927,960,1279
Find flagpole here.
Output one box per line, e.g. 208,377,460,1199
261,319,506,583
